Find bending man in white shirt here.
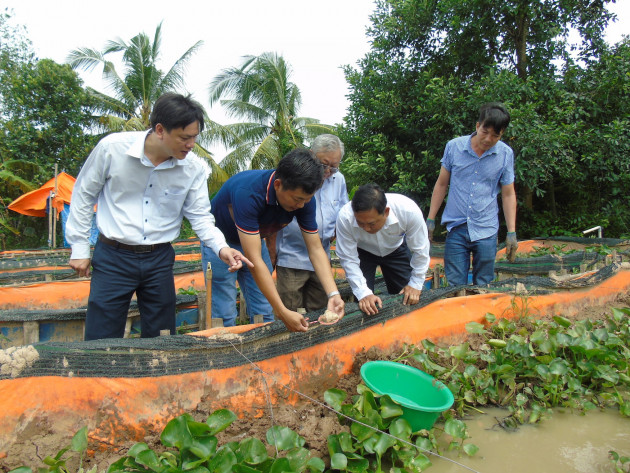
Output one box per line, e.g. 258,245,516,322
66,93,251,340
335,184,430,315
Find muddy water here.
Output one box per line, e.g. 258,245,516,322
427,407,630,473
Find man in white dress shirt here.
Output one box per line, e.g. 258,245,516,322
271,134,349,312
336,184,430,315
66,93,251,340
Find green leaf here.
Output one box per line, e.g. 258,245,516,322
127,443,150,457
346,456,370,473
238,438,268,465
306,457,326,473
485,313,496,324
373,432,398,457
331,453,348,470
206,409,238,435
595,365,619,383
206,447,237,473
449,343,470,360
338,432,356,453
549,359,569,376
553,316,572,328
389,418,412,441
161,414,193,449
408,453,432,472
379,395,404,419
350,420,376,442
8,468,32,473
444,418,467,439
324,389,348,411
463,443,480,456
327,434,342,456
135,450,161,471
266,426,305,450
269,457,292,473
488,339,507,349
233,464,261,473
466,322,486,334
285,447,310,471
189,435,218,460
70,426,88,453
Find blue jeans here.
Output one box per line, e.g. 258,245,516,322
444,224,497,286
200,242,274,326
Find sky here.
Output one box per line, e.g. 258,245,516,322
3,0,629,138
2,0,377,130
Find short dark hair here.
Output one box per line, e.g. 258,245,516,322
352,183,387,214
150,93,205,132
478,102,510,134
275,148,324,195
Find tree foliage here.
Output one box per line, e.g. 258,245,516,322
67,21,203,132
340,0,629,238
206,52,333,182
0,11,97,248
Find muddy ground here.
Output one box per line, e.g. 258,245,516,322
1,291,629,473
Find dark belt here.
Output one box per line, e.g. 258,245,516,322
99,235,170,254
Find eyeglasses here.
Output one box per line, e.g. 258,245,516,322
321,164,339,174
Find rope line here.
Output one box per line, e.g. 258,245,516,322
225,339,482,473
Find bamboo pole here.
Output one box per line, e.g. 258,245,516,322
52,164,58,248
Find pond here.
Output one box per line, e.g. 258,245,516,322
428,407,630,473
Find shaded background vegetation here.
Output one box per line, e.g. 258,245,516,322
1,1,628,250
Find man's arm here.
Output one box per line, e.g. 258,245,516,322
302,232,345,318
334,212,381,314
501,183,518,262
400,206,431,305
237,232,308,332
426,166,451,240
66,143,108,276
501,183,517,232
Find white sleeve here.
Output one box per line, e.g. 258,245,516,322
65,142,108,259
335,209,373,301
182,168,228,256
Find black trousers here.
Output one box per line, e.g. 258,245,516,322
85,241,176,340
357,241,412,294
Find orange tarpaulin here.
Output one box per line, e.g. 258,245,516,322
7,172,76,217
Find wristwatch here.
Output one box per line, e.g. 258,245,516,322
327,290,340,298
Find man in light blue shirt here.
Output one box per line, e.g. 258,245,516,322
426,102,518,286
271,135,349,312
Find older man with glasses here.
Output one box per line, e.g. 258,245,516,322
269,134,349,313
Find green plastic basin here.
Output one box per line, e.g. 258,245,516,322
360,360,454,431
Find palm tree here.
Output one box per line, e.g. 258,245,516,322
66,22,202,132
207,52,334,174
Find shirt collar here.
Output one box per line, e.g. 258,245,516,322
266,171,278,205
468,132,498,157
126,129,188,168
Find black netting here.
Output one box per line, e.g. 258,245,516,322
2,263,626,381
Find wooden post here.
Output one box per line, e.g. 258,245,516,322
23,321,40,344
205,262,213,329
47,191,53,248
52,164,58,248
432,267,440,288
238,290,249,325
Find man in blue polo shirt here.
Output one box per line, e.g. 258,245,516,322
272,134,349,312
426,102,518,286
200,148,345,332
